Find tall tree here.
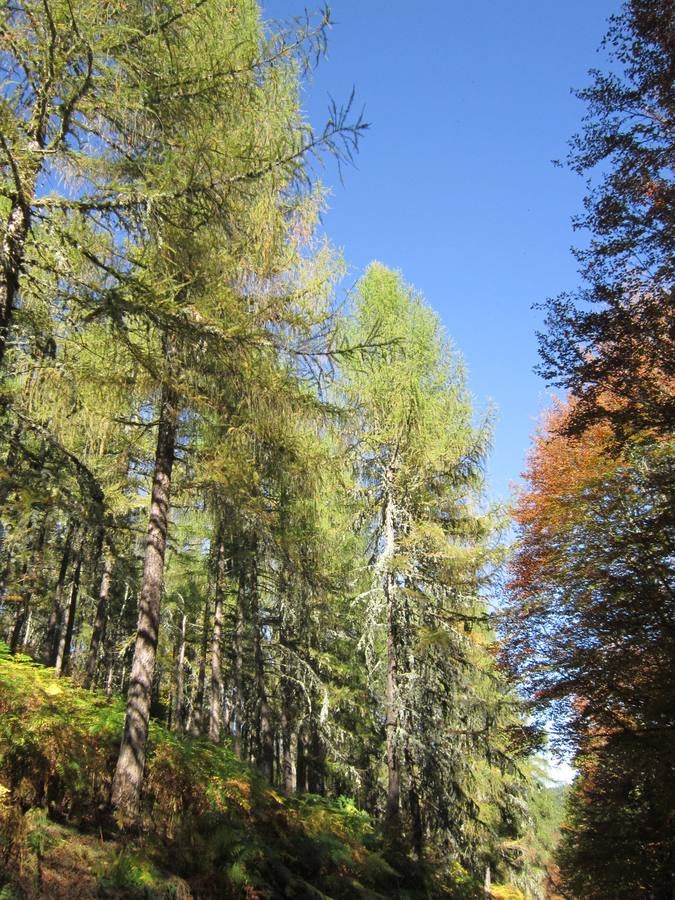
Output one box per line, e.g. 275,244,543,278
507,398,675,897
343,264,511,864
109,0,361,820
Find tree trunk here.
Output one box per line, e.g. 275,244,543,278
105,582,129,699
307,726,326,795
281,685,296,794
55,545,82,676
0,425,22,572
190,596,209,736
83,550,113,688
111,378,178,822
21,607,32,649
250,550,274,780
9,601,28,655
382,491,401,843
174,612,187,733
0,196,32,369
47,522,76,666
296,726,309,793
209,536,226,742
232,562,246,758
280,606,296,793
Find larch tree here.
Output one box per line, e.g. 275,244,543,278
106,0,361,820
342,264,515,864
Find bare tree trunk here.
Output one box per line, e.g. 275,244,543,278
296,726,309,793
280,605,296,793
174,612,187,733
105,660,115,698
47,522,76,666
83,550,113,688
55,546,82,676
105,582,129,699
0,425,22,573
484,864,491,899
382,491,401,844
250,550,274,780
190,595,209,736
307,726,326,795
209,536,226,742
21,607,32,649
0,196,32,369
281,686,296,794
111,378,178,822
9,601,27,654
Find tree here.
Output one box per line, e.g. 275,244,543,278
537,0,674,443
507,397,675,897
342,264,518,868
105,0,364,819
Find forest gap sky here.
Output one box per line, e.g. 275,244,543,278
264,0,617,500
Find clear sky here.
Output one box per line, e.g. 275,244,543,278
264,0,617,504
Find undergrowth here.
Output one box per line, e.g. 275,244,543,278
0,645,510,898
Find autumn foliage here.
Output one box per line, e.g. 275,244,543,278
506,396,675,896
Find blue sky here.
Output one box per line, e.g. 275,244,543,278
265,0,617,504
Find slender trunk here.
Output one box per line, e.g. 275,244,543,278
484,865,491,899
296,726,309,793
251,550,273,780
0,197,32,369
280,605,296,793
55,546,82,676
47,523,75,666
190,595,210,736
174,612,187,733
105,660,115,698
83,551,113,688
281,687,296,794
105,582,129,698
21,607,32,649
382,491,401,843
232,562,246,758
111,378,178,822
307,726,326,795
209,537,226,742
288,733,298,793
0,425,22,574
9,602,27,654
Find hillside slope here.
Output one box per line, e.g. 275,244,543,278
0,644,518,899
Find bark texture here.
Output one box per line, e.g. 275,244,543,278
0,196,32,368
111,380,178,821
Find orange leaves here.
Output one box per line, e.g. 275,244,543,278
509,397,616,600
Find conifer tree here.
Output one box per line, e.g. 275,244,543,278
342,264,514,865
